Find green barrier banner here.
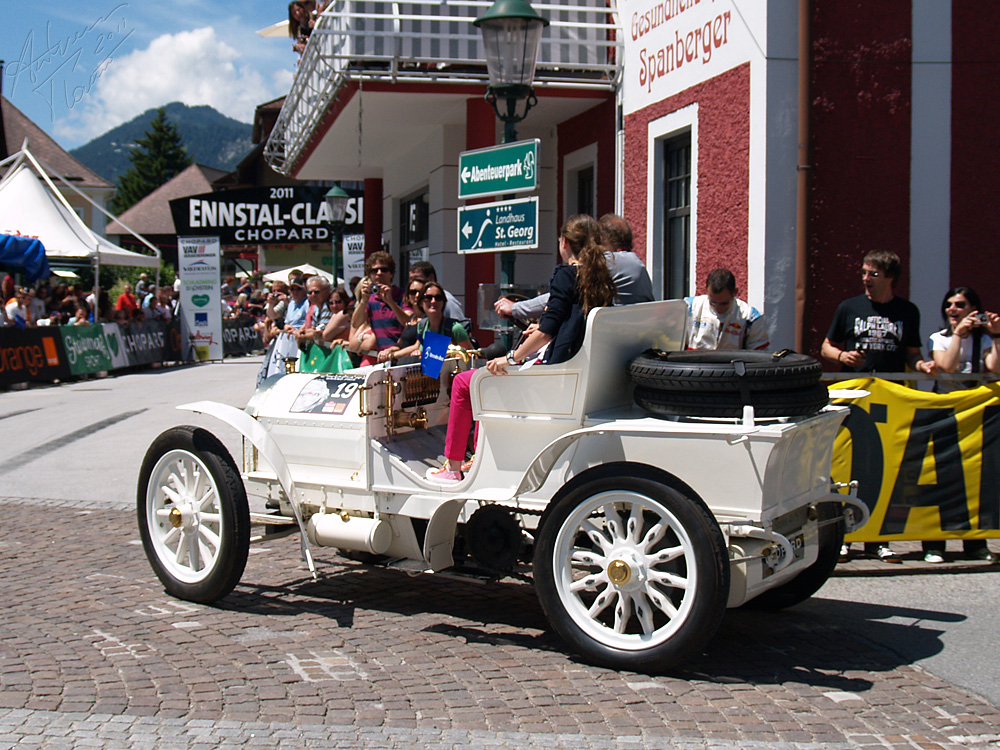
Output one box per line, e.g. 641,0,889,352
58,324,114,375
831,379,1000,542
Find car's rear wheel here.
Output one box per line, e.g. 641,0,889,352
534,475,729,672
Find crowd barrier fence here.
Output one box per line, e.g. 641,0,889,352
0,318,263,385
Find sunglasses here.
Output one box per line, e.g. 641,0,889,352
407,287,422,295
306,289,324,296
370,266,391,274
947,300,968,309
423,294,445,303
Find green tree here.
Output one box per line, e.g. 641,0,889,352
110,108,192,215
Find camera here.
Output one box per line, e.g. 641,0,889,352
970,312,989,326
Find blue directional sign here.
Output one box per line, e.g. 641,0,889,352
457,197,539,254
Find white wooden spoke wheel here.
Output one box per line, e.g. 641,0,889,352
137,427,249,603
535,475,728,671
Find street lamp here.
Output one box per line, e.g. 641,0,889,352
474,0,549,144
324,184,350,281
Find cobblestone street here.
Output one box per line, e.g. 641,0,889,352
2,499,999,749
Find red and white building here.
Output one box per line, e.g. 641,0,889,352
267,0,999,358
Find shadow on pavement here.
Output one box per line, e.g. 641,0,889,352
222,553,959,688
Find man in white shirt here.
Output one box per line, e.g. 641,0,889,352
685,268,769,351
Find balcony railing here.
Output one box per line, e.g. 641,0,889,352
265,0,622,174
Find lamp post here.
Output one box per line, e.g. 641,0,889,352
324,184,350,282
475,0,547,346
474,0,549,145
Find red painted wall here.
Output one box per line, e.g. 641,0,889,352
951,1,1000,298
557,96,616,228
806,1,912,357
622,63,750,289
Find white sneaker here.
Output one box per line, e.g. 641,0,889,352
839,544,850,560
923,551,944,564
876,545,898,561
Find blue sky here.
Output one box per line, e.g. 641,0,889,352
0,1,297,149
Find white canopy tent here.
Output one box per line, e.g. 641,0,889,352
0,149,161,272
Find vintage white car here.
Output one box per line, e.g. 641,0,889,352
137,300,867,672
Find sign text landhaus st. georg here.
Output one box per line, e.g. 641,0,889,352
458,140,539,200
457,197,539,254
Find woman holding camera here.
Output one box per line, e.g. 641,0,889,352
929,286,1000,394
922,285,1000,564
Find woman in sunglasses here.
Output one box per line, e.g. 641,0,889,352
378,282,470,363
322,286,353,346
928,286,1000,394
921,285,1000,564
403,279,424,318
427,214,616,483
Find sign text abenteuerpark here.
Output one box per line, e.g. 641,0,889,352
458,140,539,200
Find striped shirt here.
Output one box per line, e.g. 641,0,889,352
369,286,404,351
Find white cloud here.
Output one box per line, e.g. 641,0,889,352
54,27,281,143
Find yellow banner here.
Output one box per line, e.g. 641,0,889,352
831,379,1000,542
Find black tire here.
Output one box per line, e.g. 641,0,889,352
534,475,729,672
137,426,250,604
628,349,821,393
634,384,830,419
745,502,845,610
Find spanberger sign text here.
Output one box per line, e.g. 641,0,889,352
169,186,363,245
622,0,753,115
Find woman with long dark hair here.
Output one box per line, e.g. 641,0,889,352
922,285,1000,563
427,214,615,483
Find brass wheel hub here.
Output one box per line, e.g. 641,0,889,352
607,559,631,585
168,507,184,528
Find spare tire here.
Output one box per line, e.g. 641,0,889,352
628,349,821,393
634,384,830,419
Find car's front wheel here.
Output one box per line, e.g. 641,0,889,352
137,426,249,604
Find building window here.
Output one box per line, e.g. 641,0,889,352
563,143,598,221
663,134,691,300
647,103,698,301
399,189,429,270
575,166,594,217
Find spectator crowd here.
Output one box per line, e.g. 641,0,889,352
5,223,997,563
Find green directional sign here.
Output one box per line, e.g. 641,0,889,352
457,197,539,254
458,139,539,199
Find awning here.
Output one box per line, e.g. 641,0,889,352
50,268,82,280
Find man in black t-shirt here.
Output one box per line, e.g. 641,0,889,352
821,249,936,563
821,249,935,375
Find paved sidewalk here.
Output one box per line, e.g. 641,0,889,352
1,500,998,749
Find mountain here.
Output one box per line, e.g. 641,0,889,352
69,102,253,185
